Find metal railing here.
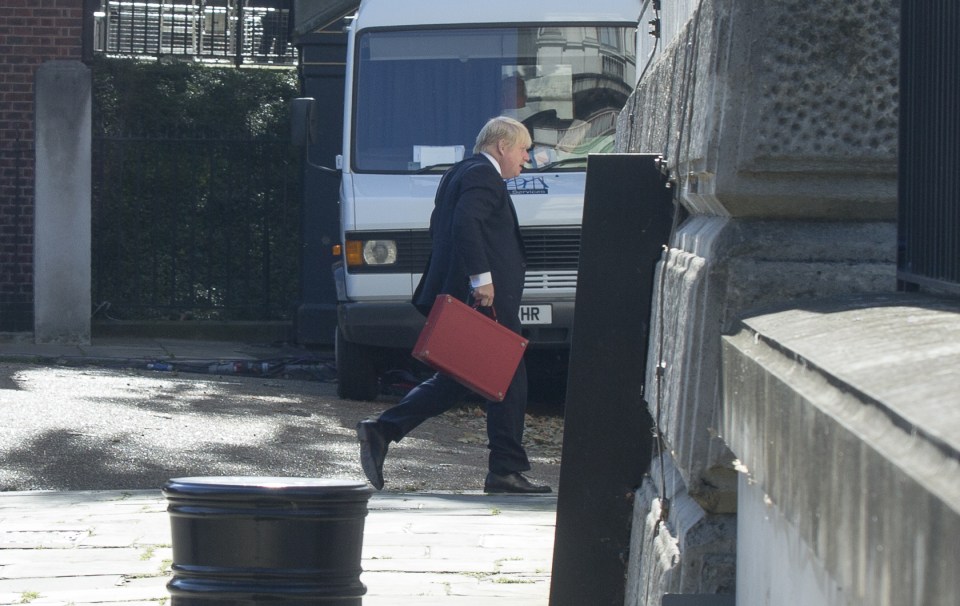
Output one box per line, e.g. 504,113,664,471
91,133,301,321
0,137,34,332
92,0,296,66
898,0,960,294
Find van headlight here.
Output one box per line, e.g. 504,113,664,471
345,239,398,267
362,240,398,265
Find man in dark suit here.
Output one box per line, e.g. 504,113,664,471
356,116,551,494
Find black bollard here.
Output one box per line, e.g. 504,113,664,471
163,476,373,605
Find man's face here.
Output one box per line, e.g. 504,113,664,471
498,140,530,180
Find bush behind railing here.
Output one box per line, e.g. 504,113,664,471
91,58,303,322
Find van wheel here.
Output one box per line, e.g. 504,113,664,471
335,327,380,401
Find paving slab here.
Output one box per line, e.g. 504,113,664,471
0,490,557,605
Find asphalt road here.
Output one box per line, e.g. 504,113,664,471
0,362,562,493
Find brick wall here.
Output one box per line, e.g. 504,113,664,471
0,0,84,331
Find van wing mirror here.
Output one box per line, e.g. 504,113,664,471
291,97,339,175
291,97,319,146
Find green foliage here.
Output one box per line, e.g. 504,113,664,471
92,57,299,137
91,59,303,321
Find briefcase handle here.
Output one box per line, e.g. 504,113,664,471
469,299,498,322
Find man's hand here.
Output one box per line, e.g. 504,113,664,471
472,283,495,307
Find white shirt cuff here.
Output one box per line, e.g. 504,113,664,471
470,272,493,288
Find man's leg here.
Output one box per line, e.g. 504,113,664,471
358,372,468,489
485,358,531,475
483,359,551,493
378,372,469,440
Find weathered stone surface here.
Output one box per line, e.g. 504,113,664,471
624,458,736,606
33,60,92,344
644,216,895,501
619,0,899,219
723,294,960,606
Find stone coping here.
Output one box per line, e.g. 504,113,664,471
721,292,960,606
733,292,960,459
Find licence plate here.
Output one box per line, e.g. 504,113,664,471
519,305,552,325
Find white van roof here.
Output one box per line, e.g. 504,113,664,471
353,0,640,29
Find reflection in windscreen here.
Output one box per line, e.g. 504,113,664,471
353,26,636,172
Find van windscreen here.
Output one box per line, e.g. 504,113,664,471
352,25,637,173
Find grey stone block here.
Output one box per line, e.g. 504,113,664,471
34,60,92,345
643,216,895,501
625,457,736,606
723,295,960,606
619,0,899,220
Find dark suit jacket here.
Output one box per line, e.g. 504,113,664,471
414,154,526,332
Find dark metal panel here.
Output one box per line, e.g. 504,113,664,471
549,154,674,605
662,595,736,606
83,0,99,62
295,27,348,345
898,0,960,294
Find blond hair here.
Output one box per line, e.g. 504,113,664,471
474,116,532,154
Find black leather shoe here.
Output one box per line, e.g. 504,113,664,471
483,472,552,494
357,420,389,490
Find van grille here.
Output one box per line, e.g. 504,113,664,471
345,227,581,288
522,227,581,271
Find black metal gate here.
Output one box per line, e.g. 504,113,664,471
93,0,297,66
898,0,960,294
91,133,300,321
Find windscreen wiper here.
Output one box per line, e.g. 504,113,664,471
527,157,588,172
415,163,456,174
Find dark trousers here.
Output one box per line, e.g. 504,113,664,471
377,359,531,476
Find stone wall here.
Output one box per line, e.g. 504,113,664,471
618,1,901,603
723,295,960,606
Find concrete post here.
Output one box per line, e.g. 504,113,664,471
34,61,92,344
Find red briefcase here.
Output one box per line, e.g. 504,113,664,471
412,294,529,402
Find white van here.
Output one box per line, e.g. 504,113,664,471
333,0,639,399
